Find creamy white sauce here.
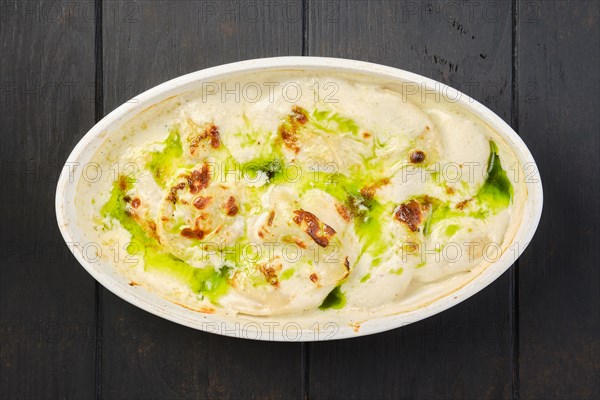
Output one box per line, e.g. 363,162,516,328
75,71,526,328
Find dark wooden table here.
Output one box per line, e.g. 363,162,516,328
1,1,598,399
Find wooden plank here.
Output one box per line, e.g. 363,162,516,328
100,1,304,398
0,0,97,398
516,1,600,398
306,1,515,398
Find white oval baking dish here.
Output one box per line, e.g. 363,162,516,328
56,57,543,341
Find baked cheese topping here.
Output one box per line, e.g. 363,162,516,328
77,72,525,321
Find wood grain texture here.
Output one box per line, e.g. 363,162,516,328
306,1,515,398
2,1,599,399
0,1,97,398
100,1,304,399
516,1,600,399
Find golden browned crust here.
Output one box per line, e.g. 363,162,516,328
187,163,211,194
409,150,426,163
258,263,282,287
292,209,336,248
222,196,239,216
279,105,309,154
360,178,390,199
394,199,423,232
193,196,212,210
180,216,209,240
189,122,221,155
456,198,473,210
267,210,276,226
336,203,352,222
167,182,186,203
